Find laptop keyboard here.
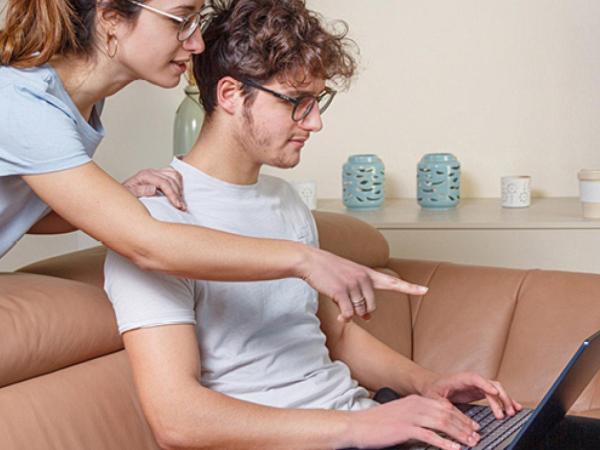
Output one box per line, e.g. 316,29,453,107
455,404,533,449
405,405,533,450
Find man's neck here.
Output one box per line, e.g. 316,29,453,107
182,118,261,186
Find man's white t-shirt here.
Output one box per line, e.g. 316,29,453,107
104,157,377,411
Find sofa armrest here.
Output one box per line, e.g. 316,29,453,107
313,211,389,268
0,272,122,387
19,246,107,289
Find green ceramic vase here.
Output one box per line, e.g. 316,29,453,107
173,85,204,157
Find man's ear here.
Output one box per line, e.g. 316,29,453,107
216,77,244,116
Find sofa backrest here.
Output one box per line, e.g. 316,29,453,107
15,213,600,417
390,258,600,416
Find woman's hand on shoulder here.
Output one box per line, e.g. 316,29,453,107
123,167,187,211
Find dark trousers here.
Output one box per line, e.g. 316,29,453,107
539,415,600,450
340,388,600,450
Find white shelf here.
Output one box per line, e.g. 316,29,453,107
317,197,598,230
317,197,600,273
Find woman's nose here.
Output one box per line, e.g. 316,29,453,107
183,28,206,54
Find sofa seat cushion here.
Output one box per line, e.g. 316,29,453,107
0,272,122,387
574,409,600,419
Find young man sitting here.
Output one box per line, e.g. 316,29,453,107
104,1,520,448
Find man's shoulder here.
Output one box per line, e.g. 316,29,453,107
258,173,288,188
139,196,194,224
258,174,298,199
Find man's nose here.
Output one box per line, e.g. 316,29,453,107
300,105,323,132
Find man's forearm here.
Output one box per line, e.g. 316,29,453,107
328,322,437,396
126,325,356,449
151,383,353,450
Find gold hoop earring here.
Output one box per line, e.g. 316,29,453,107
107,34,119,59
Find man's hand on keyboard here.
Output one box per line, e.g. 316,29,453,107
350,395,481,450
419,372,523,420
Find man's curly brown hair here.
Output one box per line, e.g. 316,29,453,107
193,0,358,116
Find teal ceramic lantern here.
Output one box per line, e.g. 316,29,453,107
417,153,461,209
173,85,204,157
343,154,385,209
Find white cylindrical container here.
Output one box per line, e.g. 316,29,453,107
501,176,531,208
578,169,600,219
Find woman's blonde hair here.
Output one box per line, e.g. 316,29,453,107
0,0,143,68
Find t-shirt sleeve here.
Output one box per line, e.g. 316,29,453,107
104,249,197,334
0,84,92,176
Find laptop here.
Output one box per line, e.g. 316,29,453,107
402,329,600,450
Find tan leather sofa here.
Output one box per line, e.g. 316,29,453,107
1,211,599,449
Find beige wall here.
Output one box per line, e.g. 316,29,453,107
282,0,600,199
2,0,600,270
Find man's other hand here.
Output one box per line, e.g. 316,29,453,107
421,371,523,420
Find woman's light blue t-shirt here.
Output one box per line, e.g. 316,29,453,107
0,64,105,257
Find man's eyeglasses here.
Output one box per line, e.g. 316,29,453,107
242,79,337,122
128,0,213,42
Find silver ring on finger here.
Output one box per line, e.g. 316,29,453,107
351,296,367,308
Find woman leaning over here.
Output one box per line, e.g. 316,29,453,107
0,0,427,318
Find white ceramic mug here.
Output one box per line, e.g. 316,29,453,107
291,180,318,210
578,169,600,219
501,176,531,208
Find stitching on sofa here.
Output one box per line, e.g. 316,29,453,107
411,262,444,365
411,261,443,362
412,261,443,328
494,269,533,379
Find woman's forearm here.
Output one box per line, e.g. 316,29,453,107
23,163,425,321
22,163,307,281
133,219,310,280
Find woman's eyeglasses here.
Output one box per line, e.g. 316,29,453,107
242,79,337,122
128,0,213,42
